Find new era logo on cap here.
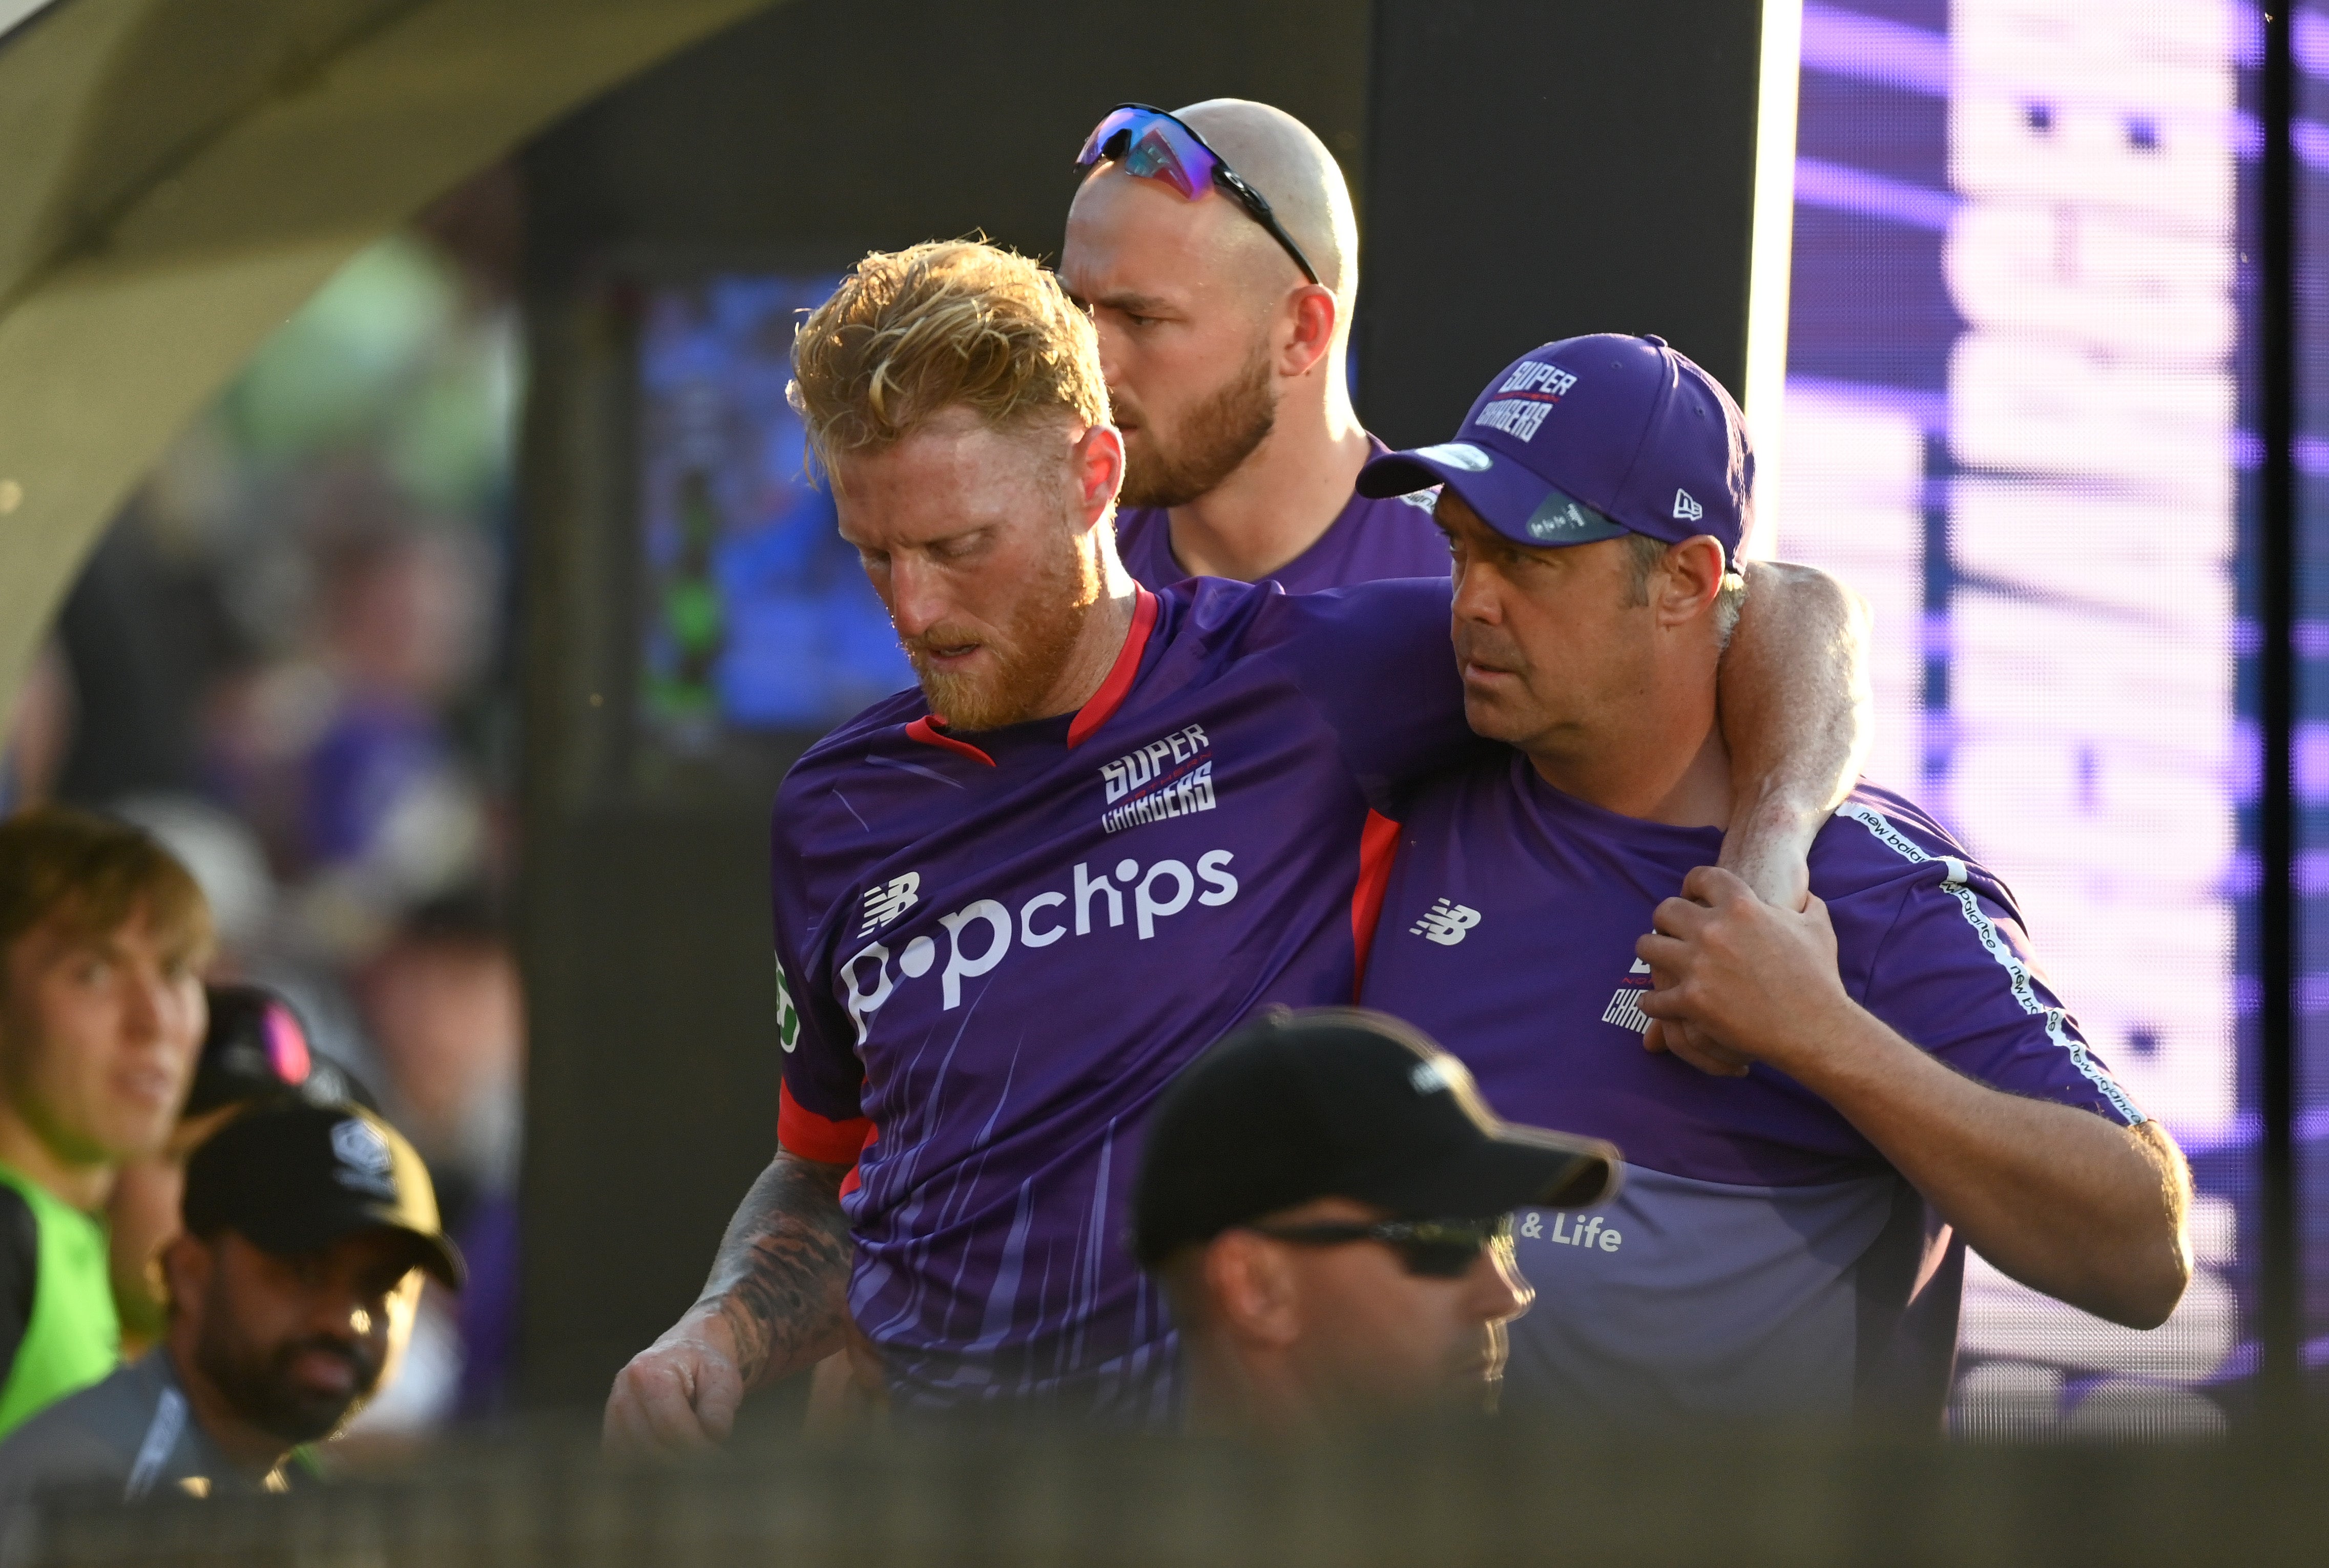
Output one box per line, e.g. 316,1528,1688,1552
1673,489,1703,522
330,1116,396,1198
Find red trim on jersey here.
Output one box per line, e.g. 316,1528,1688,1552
1349,809,1402,997
778,1081,875,1165
1066,588,1159,749
905,715,996,767
838,1125,878,1198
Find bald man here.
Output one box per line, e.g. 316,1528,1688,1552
1062,99,1448,591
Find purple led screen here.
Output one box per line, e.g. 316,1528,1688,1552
1774,0,2257,1436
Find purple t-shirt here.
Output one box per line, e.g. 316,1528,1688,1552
1113,438,1450,593
771,577,1478,1419
1359,760,2144,1432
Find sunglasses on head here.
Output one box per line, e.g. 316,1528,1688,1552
1074,103,1323,287
1243,1215,1515,1279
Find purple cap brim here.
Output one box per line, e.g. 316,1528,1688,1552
1357,444,1633,550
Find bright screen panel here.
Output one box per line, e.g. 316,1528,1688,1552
637,275,915,748
1776,0,2248,1436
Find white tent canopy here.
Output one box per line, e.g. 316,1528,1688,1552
0,0,775,723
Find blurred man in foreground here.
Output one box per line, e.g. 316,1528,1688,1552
1062,99,1446,592
0,1101,459,1506
0,809,211,1436
1357,336,2191,1430
1131,1010,1613,1434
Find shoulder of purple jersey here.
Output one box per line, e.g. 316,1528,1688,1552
1813,783,2026,918
773,688,931,824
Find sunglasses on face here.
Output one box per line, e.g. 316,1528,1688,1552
1073,103,1323,286
1242,1215,1516,1279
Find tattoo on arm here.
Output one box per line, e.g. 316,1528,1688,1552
697,1152,853,1389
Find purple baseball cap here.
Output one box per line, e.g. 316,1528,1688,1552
1356,333,1755,563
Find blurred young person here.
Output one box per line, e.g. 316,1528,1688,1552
0,809,210,1436
604,243,1865,1449
1060,100,1445,591
1132,1009,1612,1435
1356,337,2192,1431
0,1101,460,1505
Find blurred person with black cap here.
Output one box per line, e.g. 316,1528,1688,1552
0,1100,459,1510
109,984,372,1355
1132,1009,1613,1434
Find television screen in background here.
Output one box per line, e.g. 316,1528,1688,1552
1774,0,2255,1436
637,274,916,750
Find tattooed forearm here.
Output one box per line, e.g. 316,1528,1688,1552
696,1152,854,1389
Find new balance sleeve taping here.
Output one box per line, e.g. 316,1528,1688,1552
1859,872,2145,1127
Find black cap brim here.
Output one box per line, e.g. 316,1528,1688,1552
238,1205,466,1290
1357,1124,1620,1219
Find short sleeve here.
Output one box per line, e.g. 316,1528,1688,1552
770,828,874,1166
1262,578,1493,813
1860,877,2145,1127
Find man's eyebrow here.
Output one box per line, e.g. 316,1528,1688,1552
1089,289,1175,316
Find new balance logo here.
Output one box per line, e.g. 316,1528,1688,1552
1672,489,1703,522
1410,898,1482,946
860,873,921,935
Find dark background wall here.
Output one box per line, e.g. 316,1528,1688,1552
512,0,1770,1411
1358,0,1767,447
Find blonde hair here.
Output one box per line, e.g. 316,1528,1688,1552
0,806,213,990
789,241,1110,465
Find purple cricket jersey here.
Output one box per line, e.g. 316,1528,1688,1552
1114,438,1452,593
1359,759,2145,1432
771,576,1479,1419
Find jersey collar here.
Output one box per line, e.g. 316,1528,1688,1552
903,587,1160,765
1068,587,1158,748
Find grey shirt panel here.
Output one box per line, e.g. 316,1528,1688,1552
0,1349,272,1516
1500,1162,1927,1432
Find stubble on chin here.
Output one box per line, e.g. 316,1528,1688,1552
905,541,1097,733
1115,344,1277,511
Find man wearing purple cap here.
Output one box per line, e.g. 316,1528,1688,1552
1356,334,2194,1431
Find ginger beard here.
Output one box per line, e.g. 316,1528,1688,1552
1116,333,1277,510
900,509,1107,733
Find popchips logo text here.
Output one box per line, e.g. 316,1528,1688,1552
837,852,1240,1043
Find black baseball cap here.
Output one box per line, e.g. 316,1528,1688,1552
1131,1009,1619,1267
183,1101,464,1289
187,983,376,1120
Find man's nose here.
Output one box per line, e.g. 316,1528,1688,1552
1450,556,1505,626
884,559,948,640
1469,1239,1534,1324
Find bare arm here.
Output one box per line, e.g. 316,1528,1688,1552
1637,868,2192,1328
604,1151,852,1454
1715,560,1873,908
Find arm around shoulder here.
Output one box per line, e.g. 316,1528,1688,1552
1716,561,1874,907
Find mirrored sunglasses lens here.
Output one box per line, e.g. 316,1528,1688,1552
1076,107,1147,168
1122,121,1211,199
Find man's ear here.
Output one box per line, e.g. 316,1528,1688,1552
1655,535,1729,626
1202,1231,1302,1350
158,1232,212,1324
1069,422,1125,526
1277,286,1339,379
